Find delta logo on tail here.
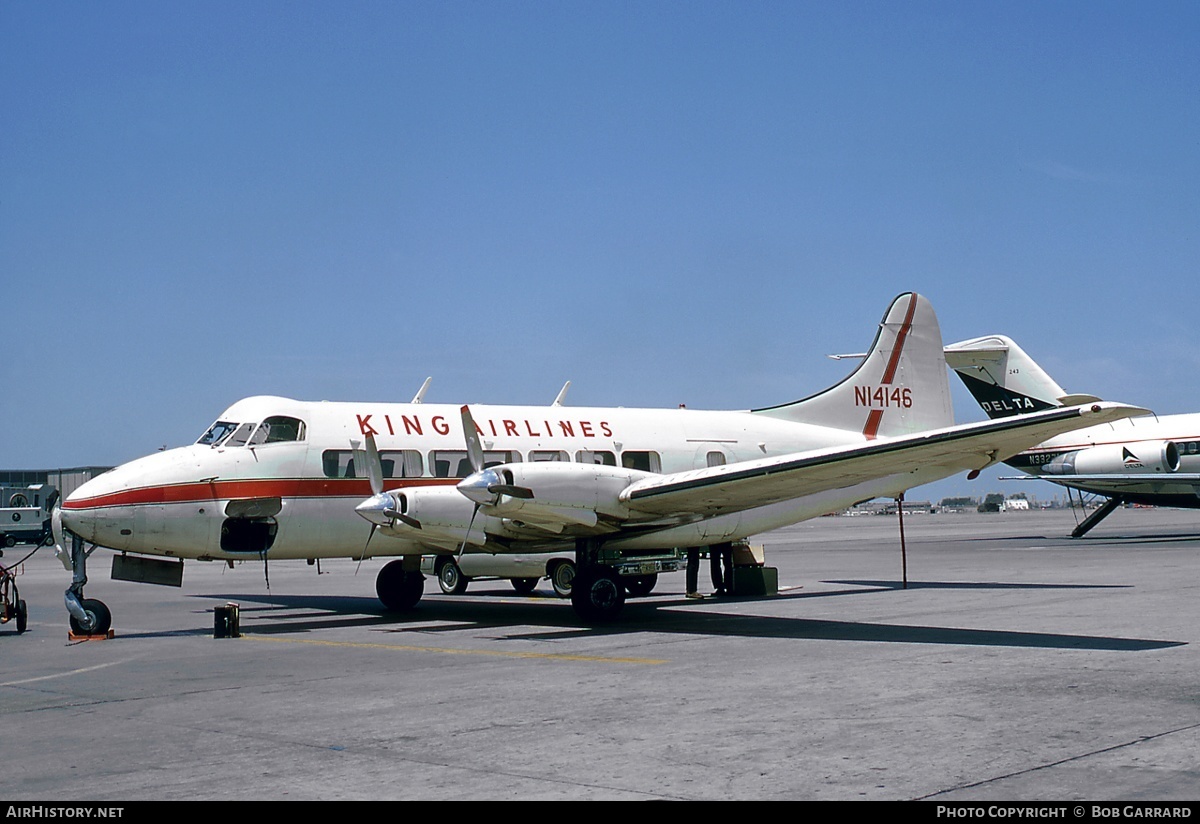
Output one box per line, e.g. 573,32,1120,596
958,372,1058,418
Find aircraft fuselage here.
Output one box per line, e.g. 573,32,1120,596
62,394,895,562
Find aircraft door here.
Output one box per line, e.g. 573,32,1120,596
225,434,311,555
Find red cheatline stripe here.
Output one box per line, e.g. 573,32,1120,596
863,295,918,440
880,293,918,385
862,409,885,440
62,477,459,511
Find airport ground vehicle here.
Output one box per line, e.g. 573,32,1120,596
421,551,663,598
1,485,57,551
421,551,577,596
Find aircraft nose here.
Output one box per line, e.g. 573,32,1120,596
59,469,140,550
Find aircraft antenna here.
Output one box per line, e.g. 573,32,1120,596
411,377,432,404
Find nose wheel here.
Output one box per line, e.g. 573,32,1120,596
68,598,111,636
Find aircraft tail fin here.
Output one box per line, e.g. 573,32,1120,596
752,292,955,438
943,335,1096,420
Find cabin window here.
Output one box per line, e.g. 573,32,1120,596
576,450,616,466
621,451,662,473
529,450,570,462
429,450,522,478
322,449,424,479
707,451,727,467
382,450,424,478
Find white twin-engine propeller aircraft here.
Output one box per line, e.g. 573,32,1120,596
56,293,1144,630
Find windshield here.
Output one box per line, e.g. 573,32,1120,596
198,416,307,448
197,421,240,446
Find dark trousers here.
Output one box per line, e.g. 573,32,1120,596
710,543,733,592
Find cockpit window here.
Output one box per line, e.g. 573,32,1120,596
224,423,256,447
198,421,240,446
199,416,307,448
248,416,306,446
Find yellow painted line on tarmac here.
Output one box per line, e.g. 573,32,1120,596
243,634,666,665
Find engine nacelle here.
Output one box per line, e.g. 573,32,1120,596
1042,440,1180,476
388,485,485,547
478,462,653,528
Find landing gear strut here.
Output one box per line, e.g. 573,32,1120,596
1070,495,1124,538
64,532,112,636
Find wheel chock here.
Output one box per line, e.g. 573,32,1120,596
68,629,115,641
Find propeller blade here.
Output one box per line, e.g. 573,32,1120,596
488,484,534,500
458,503,480,559
364,433,384,496
385,509,422,529
460,405,485,473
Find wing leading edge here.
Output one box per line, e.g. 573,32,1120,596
620,402,1148,518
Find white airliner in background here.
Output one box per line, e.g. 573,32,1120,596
56,293,1142,631
945,335,1200,536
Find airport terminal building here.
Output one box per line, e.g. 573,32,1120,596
1,467,112,500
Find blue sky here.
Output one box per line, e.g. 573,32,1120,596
3,1,1198,502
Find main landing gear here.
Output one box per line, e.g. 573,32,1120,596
570,538,626,623
1070,495,1125,538
376,558,424,612
374,545,675,623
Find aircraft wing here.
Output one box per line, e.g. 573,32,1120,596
621,402,1147,516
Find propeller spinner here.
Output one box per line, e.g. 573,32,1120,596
352,434,420,529
456,405,534,506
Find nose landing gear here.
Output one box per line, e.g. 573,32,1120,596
64,532,113,638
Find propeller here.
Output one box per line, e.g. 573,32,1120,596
456,405,534,506
451,406,533,557
353,434,421,532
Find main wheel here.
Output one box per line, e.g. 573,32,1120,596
625,574,658,597
550,560,575,598
510,577,538,595
437,559,470,595
16,599,27,634
69,598,111,635
571,568,625,622
376,560,424,612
